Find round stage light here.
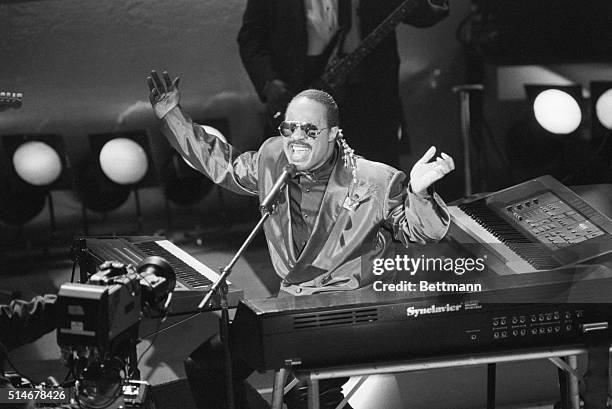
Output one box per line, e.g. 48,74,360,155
203,125,227,143
181,125,228,170
532,89,582,134
99,138,149,185
12,141,62,186
595,88,612,130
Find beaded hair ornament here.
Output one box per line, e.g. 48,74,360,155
336,128,358,186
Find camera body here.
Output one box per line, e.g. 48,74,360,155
54,257,173,409
56,267,143,352
56,257,172,353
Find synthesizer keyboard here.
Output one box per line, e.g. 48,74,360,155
231,290,612,370
447,175,612,275
73,236,243,314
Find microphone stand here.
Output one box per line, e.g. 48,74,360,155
198,212,272,409
198,164,295,409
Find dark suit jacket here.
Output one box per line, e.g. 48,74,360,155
162,109,450,295
237,0,449,102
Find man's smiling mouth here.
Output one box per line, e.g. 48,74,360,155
289,143,311,161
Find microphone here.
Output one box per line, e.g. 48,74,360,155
260,164,297,214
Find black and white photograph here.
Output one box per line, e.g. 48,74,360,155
1,1,612,408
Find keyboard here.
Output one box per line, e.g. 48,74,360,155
73,236,243,314
447,175,612,275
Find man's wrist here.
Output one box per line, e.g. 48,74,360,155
161,105,182,120
409,183,434,199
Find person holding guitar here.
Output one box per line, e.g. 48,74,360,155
237,0,449,168
148,70,454,409
0,92,23,112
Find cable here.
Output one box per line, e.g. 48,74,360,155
141,311,202,339
76,357,125,409
135,318,162,373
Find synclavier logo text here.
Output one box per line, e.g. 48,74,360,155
406,303,463,318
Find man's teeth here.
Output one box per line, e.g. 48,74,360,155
291,145,310,152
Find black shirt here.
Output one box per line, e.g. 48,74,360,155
288,148,337,257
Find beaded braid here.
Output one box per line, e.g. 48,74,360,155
337,129,358,186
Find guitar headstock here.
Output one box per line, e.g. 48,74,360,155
0,91,23,110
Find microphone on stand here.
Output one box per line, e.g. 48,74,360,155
260,164,297,214
195,164,296,409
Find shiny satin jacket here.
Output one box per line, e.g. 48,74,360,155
162,112,450,295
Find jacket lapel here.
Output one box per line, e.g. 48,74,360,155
271,153,298,263
285,152,353,282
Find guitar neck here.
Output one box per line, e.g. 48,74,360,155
0,91,23,110
319,0,418,91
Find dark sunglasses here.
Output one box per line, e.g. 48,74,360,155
278,121,330,139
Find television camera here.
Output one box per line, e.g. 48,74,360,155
55,256,175,408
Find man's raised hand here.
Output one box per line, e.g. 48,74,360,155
146,70,180,119
409,146,455,196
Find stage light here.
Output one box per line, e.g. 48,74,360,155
166,125,229,207
595,89,612,129
590,81,612,140
12,141,62,186
526,86,583,135
505,85,582,183
203,125,227,142
99,137,149,185
89,131,157,189
164,119,233,231
1,134,72,230
78,130,157,232
3,134,72,190
590,81,612,170
179,125,228,171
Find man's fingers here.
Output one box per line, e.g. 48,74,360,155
435,157,451,174
150,70,165,93
416,146,436,164
441,152,455,170
173,76,180,89
150,87,159,101
146,76,155,92
163,71,173,90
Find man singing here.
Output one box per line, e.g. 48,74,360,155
147,70,454,409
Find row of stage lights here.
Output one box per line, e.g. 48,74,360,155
527,81,612,137
506,81,612,185
0,125,228,232
2,81,610,231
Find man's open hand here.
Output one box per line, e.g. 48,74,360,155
146,70,180,119
409,146,454,196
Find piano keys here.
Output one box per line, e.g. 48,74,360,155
446,175,612,276
73,236,243,314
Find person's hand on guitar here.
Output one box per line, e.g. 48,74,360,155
0,91,23,112
146,70,180,119
404,0,449,28
263,79,294,121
